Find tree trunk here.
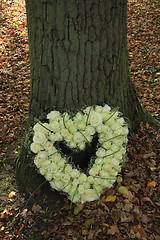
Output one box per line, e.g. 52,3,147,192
16,0,157,191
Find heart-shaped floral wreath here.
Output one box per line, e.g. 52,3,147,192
30,105,129,204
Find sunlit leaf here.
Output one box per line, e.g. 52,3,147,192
147,181,156,188
74,203,84,215
105,195,116,202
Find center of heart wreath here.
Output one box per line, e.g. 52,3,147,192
30,105,129,204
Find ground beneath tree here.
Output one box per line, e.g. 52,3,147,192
0,0,160,239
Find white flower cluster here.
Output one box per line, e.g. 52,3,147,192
30,105,129,203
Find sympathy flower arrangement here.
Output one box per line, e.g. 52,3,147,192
30,104,129,204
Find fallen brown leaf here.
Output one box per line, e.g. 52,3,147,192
108,225,119,235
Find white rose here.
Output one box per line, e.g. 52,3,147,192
85,125,95,135
74,112,83,121
59,119,65,128
68,141,77,149
60,128,69,138
78,185,85,194
96,147,106,158
93,164,102,173
65,133,73,142
99,133,106,141
78,142,86,150
103,125,111,132
78,173,87,183
49,120,60,132
70,169,80,179
48,132,56,142
83,181,90,189
73,132,84,143
52,153,61,163
95,105,103,113
117,117,125,126
109,169,118,177
89,168,97,176
34,158,42,168
41,160,51,169
120,147,126,154
54,132,63,141
102,141,111,149
45,171,53,181
77,121,86,130
81,189,98,202
94,177,102,185
101,180,111,188
102,163,112,171
48,162,58,172
111,145,119,152
72,178,79,186
33,132,48,145
47,146,57,155
111,123,120,131
62,174,71,183
64,164,72,173
57,158,65,168
122,127,129,135
54,170,63,179
96,124,104,133
33,123,42,132
90,111,102,126
33,123,50,134
100,170,110,179
114,151,122,160
47,111,60,121
39,168,47,175
69,125,78,134
30,142,43,153
65,119,74,129
102,104,111,113
50,180,63,191
95,157,104,165
36,151,48,160
44,141,53,151
87,176,94,184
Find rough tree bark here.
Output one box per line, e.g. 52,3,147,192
16,0,157,191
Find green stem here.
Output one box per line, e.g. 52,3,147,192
63,112,67,129
62,180,72,190
70,184,79,209
92,185,101,203
34,118,51,132
93,175,116,181
63,155,72,171
86,106,92,126
79,130,91,146
103,148,120,158
48,150,60,157
101,134,122,146
24,180,47,209
104,107,119,123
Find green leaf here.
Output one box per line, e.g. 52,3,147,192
74,203,84,215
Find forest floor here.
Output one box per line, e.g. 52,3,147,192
0,0,160,239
